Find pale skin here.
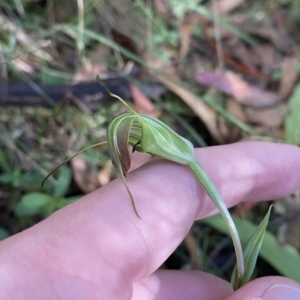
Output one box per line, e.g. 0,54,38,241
1,142,300,300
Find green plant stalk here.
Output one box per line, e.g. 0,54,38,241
188,160,244,278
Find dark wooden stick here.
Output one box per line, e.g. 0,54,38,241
0,77,132,111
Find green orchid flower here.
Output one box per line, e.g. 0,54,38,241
99,78,244,279
43,77,272,288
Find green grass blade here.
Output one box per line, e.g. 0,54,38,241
192,5,257,44
203,213,300,283
285,83,300,145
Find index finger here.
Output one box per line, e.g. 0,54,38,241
1,141,300,299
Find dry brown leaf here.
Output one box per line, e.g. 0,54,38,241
71,157,100,194
245,104,288,127
11,60,34,74
130,84,157,116
225,36,261,69
226,98,247,141
195,0,244,43
279,57,299,99
201,24,270,80
217,117,230,141
74,44,110,82
272,9,293,53
184,229,200,270
97,161,113,186
153,0,169,16
152,69,222,143
242,128,284,140
227,98,247,122
234,202,258,218
251,43,275,72
179,12,200,58
196,71,281,107
208,0,243,17
227,9,291,53
225,14,271,40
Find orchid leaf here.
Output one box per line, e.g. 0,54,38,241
204,213,300,283
231,205,273,290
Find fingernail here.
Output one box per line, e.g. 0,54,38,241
256,283,300,300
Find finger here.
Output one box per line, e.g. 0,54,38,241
1,142,300,299
226,276,300,300
132,270,232,300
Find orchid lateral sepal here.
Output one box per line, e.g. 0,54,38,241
41,141,107,187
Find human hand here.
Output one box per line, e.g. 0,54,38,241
1,141,300,300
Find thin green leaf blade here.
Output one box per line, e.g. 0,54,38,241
285,83,300,145
203,213,300,283
241,205,273,286
231,205,272,289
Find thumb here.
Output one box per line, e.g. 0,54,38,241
226,276,300,300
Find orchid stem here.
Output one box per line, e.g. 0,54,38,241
188,160,244,278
